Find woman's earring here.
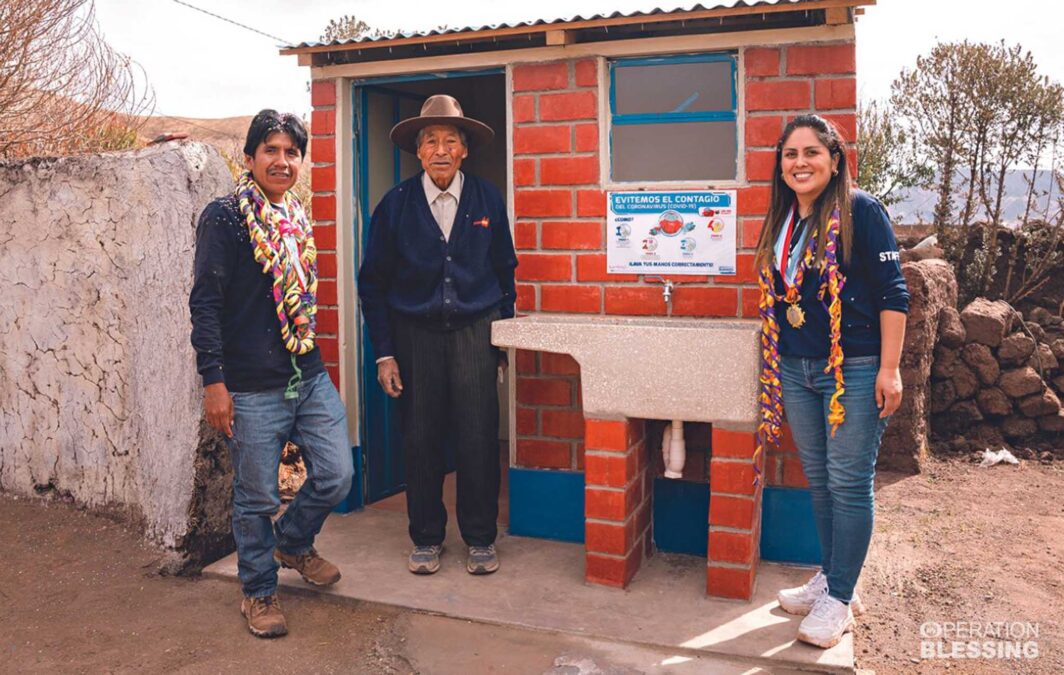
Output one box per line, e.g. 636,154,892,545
832,168,839,176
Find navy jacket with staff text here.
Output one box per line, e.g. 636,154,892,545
358,172,518,360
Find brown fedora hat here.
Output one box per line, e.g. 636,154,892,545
390,94,494,155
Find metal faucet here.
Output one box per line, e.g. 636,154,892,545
645,276,674,308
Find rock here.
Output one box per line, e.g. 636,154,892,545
1051,339,1064,362
947,437,970,453
1053,375,1064,393
998,333,1037,365
1038,411,1064,432
937,307,966,349
970,424,1005,447
960,298,1014,347
1039,451,1055,463
1050,316,1064,326
1014,446,1036,459
1026,343,1059,373
1028,306,1053,326
1025,321,1047,342
951,363,980,399
1019,388,1061,417
930,380,958,414
976,387,1013,417
1002,415,1039,439
931,346,960,381
961,343,1000,385
999,367,1044,398
948,400,984,426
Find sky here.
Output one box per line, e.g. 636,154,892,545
92,0,1064,120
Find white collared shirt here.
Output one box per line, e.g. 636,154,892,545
422,170,463,241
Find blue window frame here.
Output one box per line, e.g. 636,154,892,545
608,53,739,183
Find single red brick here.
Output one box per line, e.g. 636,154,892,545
745,115,784,147
586,550,640,588
815,78,856,111
782,455,809,488
516,284,536,312
512,62,569,91
741,287,760,318
513,158,536,187
820,112,857,143
513,125,571,154
585,452,638,489
540,156,599,185
515,189,572,218
542,409,586,439
574,59,598,87
847,147,859,176
516,439,571,468
575,254,639,282
576,189,607,217
787,43,856,76
670,287,738,317
316,255,337,279
541,221,603,250
710,459,756,496
311,136,335,164
310,165,335,193
317,280,337,304
779,424,798,453
513,94,536,123
585,419,630,452
516,377,572,406
576,442,586,470
515,253,572,281
317,336,339,363
314,224,336,249
604,287,667,316
312,194,336,221
709,494,757,529
738,185,772,217
541,352,580,376
585,521,629,556
515,349,538,375
516,406,538,436
706,564,756,600
514,221,537,249
712,428,758,458
574,123,599,152
745,80,810,112
540,91,597,121
311,108,335,135
540,284,601,313
316,307,338,335
709,530,755,565
741,217,764,249
310,80,336,107
671,276,711,284
744,47,781,77
745,149,777,182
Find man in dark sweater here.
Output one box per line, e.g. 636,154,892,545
190,111,353,638
359,95,517,576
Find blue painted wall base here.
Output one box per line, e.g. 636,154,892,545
760,486,821,565
507,468,585,543
652,478,710,556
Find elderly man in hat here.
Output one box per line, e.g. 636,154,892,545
358,94,517,575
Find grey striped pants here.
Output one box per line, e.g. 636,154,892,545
393,310,501,547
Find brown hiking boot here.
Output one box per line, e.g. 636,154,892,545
240,594,288,638
274,547,342,586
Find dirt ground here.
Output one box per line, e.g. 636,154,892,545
2,455,1061,674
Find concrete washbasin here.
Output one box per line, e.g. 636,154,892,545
492,314,761,431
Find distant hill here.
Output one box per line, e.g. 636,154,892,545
887,169,1061,225
137,115,252,155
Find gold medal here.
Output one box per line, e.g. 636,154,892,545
786,302,806,329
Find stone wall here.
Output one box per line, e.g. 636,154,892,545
0,142,235,569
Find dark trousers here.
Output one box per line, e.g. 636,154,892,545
393,311,501,547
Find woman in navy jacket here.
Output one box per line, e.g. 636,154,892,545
753,115,908,649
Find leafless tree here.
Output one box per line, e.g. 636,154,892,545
0,0,155,159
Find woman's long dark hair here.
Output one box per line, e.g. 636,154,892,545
753,114,853,271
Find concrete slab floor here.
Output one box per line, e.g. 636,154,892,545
204,508,854,673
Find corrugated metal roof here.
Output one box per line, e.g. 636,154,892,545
287,0,827,49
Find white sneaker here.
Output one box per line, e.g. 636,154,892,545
796,594,854,649
777,571,866,617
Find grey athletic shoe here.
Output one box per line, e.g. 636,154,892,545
466,545,499,575
408,545,443,574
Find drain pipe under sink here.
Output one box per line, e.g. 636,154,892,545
662,420,686,479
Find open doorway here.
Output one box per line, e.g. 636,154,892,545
353,69,510,517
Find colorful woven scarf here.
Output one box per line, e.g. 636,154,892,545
236,171,318,395
754,205,847,483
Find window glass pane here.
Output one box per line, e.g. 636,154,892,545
613,60,733,115
611,121,737,182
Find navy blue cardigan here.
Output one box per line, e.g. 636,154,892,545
358,172,518,359
774,190,909,359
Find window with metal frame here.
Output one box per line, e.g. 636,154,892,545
608,53,738,183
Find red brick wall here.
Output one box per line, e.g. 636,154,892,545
511,41,855,476
309,80,341,387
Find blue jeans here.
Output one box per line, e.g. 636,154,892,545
226,371,354,598
780,355,886,604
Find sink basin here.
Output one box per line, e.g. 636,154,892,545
492,314,761,430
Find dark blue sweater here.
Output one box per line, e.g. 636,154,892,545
775,190,909,359
358,172,518,359
189,195,324,391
